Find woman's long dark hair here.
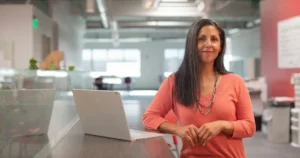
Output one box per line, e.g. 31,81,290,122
173,19,229,107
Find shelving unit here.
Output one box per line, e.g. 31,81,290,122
291,108,300,147
290,74,300,147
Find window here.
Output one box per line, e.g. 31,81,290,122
82,49,92,61
224,54,233,71
108,49,123,61
82,49,92,70
124,49,140,61
82,49,141,77
224,38,232,71
164,49,185,77
93,49,107,61
107,62,139,77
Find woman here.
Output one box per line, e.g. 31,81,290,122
142,19,255,158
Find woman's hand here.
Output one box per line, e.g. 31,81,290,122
197,121,224,146
174,124,199,146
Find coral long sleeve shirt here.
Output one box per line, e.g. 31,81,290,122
143,73,256,158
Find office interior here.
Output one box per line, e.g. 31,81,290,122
0,0,300,157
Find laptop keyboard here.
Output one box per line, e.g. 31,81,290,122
130,129,164,140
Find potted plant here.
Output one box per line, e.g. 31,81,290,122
29,58,38,70
68,65,75,71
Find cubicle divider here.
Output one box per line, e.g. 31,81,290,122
0,69,94,158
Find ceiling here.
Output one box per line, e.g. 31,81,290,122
84,0,261,44
0,0,51,13
0,0,261,44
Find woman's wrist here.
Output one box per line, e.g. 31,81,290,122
218,120,233,133
158,122,181,135
172,125,183,136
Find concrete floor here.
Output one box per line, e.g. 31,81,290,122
163,132,300,158
244,132,300,158
120,90,300,158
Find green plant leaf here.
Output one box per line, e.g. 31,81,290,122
50,61,57,70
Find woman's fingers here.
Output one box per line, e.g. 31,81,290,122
184,135,195,146
188,125,199,144
203,135,213,146
197,126,207,143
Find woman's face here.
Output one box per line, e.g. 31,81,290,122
197,25,221,64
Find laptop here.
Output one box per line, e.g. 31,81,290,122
72,89,164,141
0,89,55,137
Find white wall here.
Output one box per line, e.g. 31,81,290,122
51,1,85,69
32,1,86,70
0,5,33,69
33,6,54,62
85,41,185,89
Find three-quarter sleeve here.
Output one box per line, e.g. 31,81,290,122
231,76,256,138
142,75,175,130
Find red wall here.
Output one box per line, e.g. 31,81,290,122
260,0,300,97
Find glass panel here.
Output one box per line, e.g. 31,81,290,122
0,69,94,158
